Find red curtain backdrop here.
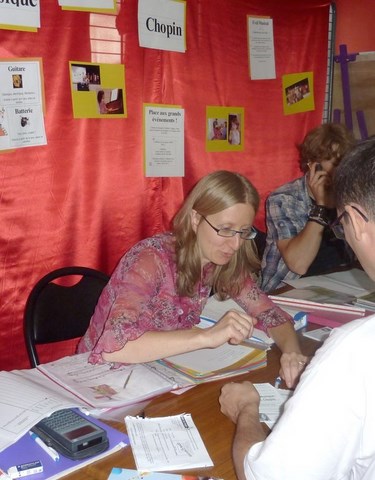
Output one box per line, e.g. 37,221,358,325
0,0,330,370
334,0,375,53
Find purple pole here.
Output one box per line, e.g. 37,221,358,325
334,44,358,131
356,111,369,140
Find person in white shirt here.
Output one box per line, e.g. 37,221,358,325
219,136,375,480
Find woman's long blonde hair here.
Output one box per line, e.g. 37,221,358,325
173,170,260,298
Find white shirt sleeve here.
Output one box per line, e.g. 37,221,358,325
245,318,375,480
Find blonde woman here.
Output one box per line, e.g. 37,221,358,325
78,170,307,387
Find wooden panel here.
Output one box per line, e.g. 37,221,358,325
332,52,375,138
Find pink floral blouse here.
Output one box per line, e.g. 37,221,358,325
77,232,291,364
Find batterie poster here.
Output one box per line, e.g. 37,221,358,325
69,61,127,119
0,58,46,152
206,106,244,152
282,72,315,115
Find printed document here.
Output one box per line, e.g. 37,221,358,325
0,353,178,452
37,352,176,409
255,383,292,429
125,414,213,471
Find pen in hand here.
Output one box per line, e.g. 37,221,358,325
274,376,282,389
123,369,133,389
29,431,60,462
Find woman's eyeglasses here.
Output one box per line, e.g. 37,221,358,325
201,216,257,240
330,206,369,239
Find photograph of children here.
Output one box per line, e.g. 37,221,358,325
228,114,241,145
208,117,227,140
285,77,310,105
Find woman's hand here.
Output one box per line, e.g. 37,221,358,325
204,310,257,348
279,351,310,389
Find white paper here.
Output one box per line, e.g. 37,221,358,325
0,353,187,452
284,268,375,296
144,105,184,177
248,16,276,80
0,0,40,29
125,414,213,471
0,59,46,151
277,286,357,305
138,0,186,53
200,296,307,348
200,296,273,347
38,353,177,409
58,0,114,8
166,339,263,375
303,326,332,342
0,369,82,452
254,383,292,429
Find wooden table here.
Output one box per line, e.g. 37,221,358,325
65,332,320,480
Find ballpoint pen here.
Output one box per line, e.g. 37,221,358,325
29,432,60,462
123,369,133,389
274,376,282,389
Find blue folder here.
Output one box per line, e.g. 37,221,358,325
0,412,128,480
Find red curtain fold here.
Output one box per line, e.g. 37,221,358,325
0,0,330,370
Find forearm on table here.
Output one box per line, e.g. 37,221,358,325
102,328,206,363
269,321,302,354
278,221,324,274
232,405,267,480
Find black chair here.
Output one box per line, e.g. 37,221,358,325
24,266,109,368
254,228,267,261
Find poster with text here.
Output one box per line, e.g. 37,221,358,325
282,72,315,115
69,61,127,118
247,16,276,80
206,106,244,152
0,0,40,31
0,59,46,152
138,0,186,52
144,104,184,177
58,0,116,13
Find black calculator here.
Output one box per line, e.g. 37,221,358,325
31,408,109,460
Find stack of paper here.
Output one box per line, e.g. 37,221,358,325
36,353,178,410
273,285,358,305
200,296,307,351
353,291,375,311
125,414,213,472
159,341,266,383
270,286,366,328
285,268,375,295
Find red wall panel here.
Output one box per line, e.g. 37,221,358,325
0,0,330,370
